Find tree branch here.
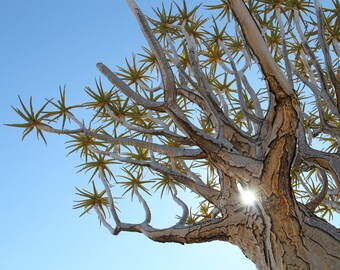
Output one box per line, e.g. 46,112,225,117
97,63,164,111
126,0,177,105
88,147,221,206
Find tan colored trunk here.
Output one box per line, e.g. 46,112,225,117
234,102,340,269
208,99,340,269
226,201,340,269
168,195,340,269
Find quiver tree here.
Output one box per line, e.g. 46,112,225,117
9,0,340,269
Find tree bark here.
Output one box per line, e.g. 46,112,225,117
217,202,340,269
137,197,340,269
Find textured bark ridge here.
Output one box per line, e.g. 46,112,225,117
211,200,340,269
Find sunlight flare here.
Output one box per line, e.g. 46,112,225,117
237,183,257,206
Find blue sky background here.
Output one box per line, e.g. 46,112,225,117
0,1,338,270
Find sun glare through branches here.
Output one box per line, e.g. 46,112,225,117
237,182,257,206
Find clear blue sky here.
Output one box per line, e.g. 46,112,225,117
0,1,338,270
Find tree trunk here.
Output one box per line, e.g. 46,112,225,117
228,201,340,269
201,99,340,269
236,103,340,269
155,195,340,269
